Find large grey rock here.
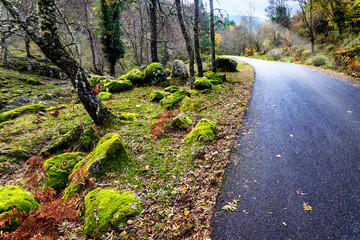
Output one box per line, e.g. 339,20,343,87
172,60,189,80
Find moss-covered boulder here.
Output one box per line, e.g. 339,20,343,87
194,77,212,90
104,80,133,93
90,75,106,88
150,91,170,102
118,112,139,121
46,104,68,112
0,185,40,231
64,133,129,199
205,72,226,84
171,113,192,130
80,127,96,151
84,188,143,238
179,97,200,112
214,56,238,72
98,92,113,101
183,119,216,144
144,63,167,85
165,86,180,93
0,104,45,123
123,69,145,85
0,148,31,162
160,89,190,109
44,152,85,191
172,60,189,80
41,125,84,157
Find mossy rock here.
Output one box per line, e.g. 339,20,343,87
90,75,106,88
84,188,143,238
179,96,200,112
164,86,180,93
104,80,133,93
0,121,12,129
144,63,167,85
194,77,212,90
98,92,113,101
46,104,68,112
160,89,190,109
150,91,170,102
44,152,85,190
64,133,129,199
0,185,39,231
123,69,145,85
171,60,189,80
0,148,31,162
214,56,238,72
205,72,226,84
0,104,45,123
171,113,193,130
41,125,84,157
201,89,212,94
183,119,216,144
118,112,139,121
80,127,96,151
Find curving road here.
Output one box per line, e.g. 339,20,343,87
211,57,360,239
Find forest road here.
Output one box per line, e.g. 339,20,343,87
210,57,360,240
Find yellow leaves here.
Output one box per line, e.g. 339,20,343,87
222,199,238,212
295,187,305,195
228,25,234,31
183,210,189,216
91,7,97,12
215,33,222,51
303,202,313,211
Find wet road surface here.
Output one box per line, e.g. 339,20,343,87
211,57,360,239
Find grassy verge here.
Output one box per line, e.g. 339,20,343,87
0,60,254,239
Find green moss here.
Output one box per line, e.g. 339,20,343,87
164,86,180,93
90,75,106,88
179,97,200,112
301,50,312,59
44,152,85,190
98,92,113,101
0,185,39,231
64,133,129,199
0,104,45,123
80,127,96,151
183,119,216,144
144,63,167,85
0,121,12,129
118,112,139,121
123,69,145,85
205,72,226,82
201,89,212,94
194,77,212,90
150,91,169,102
171,113,192,130
214,56,238,72
41,125,84,156
160,89,190,109
104,80,133,93
45,104,68,111
0,148,30,163
84,188,143,238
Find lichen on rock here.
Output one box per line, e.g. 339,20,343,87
98,92,113,101
63,133,129,199
0,185,39,231
118,112,139,121
104,80,133,93
84,188,143,238
171,60,189,80
122,69,145,85
171,113,193,130
194,77,212,90
144,63,167,85
183,119,216,144
44,152,85,190
160,89,190,109
0,104,45,123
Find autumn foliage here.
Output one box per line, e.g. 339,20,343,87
150,110,174,139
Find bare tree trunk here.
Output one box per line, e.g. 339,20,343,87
1,0,116,126
193,0,203,77
149,0,159,62
25,33,32,58
1,33,9,69
309,0,315,55
175,0,194,78
209,0,216,71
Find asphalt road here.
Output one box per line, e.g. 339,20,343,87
211,57,360,240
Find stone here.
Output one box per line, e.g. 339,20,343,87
44,152,85,190
122,69,145,85
171,113,193,130
63,133,129,199
0,104,45,123
183,119,216,144
104,80,133,93
144,63,168,85
205,72,226,84
0,185,39,231
118,112,139,121
0,148,31,162
179,97,200,112
214,56,238,72
84,188,143,238
98,92,112,101
150,91,169,102
160,89,190,109
164,86,180,93
171,60,189,80
194,77,212,90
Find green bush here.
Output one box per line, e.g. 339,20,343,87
270,50,281,61
301,50,312,59
312,55,326,66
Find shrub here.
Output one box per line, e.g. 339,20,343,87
301,50,312,59
270,50,281,61
313,55,326,66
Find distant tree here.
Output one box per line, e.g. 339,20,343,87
209,0,215,71
0,0,116,126
148,0,159,62
265,0,291,29
297,0,315,54
194,0,203,77
97,0,125,76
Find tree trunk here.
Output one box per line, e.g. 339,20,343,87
1,0,116,126
1,33,9,69
149,0,159,62
175,0,194,78
87,29,99,74
193,0,203,77
310,0,315,55
209,0,216,71
109,61,116,77
25,34,32,58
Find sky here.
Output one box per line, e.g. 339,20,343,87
212,0,300,20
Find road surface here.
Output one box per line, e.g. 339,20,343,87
211,57,360,239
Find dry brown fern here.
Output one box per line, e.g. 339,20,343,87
150,110,174,139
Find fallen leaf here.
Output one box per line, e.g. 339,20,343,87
303,202,313,211
276,154,281,158
295,187,305,195
222,199,238,212
184,210,189,216
347,111,352,114
290,134,294,137
282,222,287,226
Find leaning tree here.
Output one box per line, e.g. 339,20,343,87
0,0,116,126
